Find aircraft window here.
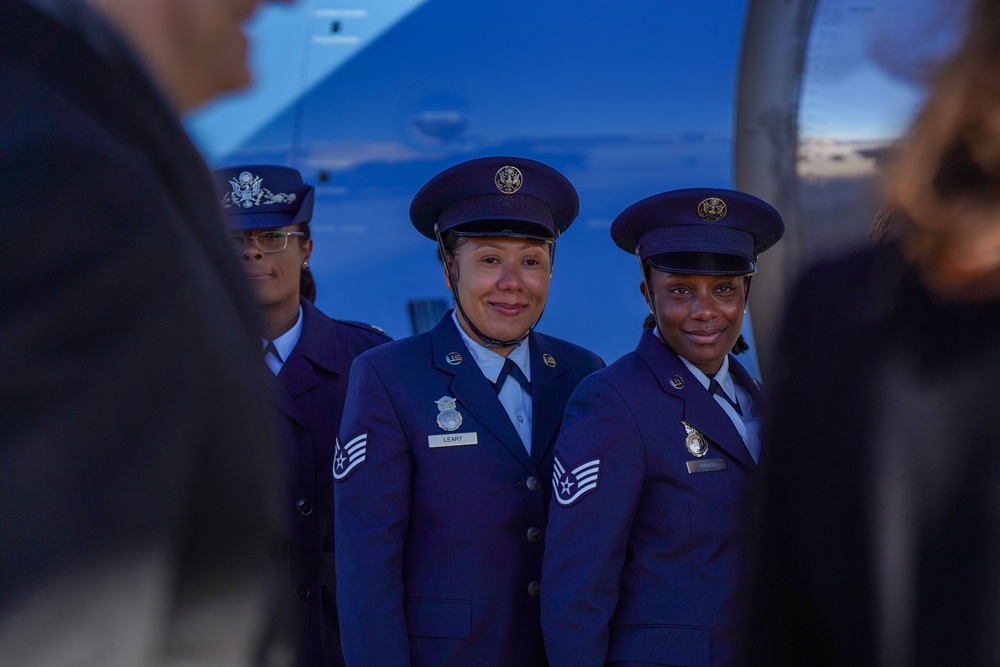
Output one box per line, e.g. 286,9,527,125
734,0,965,367
794,0,965,264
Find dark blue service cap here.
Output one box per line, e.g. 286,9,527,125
610,188,784,275
409,156,579,241
212,165,315,231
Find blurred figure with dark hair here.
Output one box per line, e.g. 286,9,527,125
215,164,390,667
743,0,1000,664
0,0,292,664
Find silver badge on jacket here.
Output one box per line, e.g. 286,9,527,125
682,420,708,457
435,396,463,432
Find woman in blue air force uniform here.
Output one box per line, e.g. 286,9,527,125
333,157,604,667
541,189,784,667
214,165,391,667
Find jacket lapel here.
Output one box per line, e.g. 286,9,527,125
270,370,307,427
430,315,535,472
272,301,343,426
636,330,756,470
729,356,765,419
528,332,571,467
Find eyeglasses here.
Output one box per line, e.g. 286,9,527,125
230,231,306,254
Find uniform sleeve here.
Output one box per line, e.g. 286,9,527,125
334,353,413,666
541,374,645,667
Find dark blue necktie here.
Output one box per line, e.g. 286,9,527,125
494,358,531,395
709,378,741,416
263,340,282,363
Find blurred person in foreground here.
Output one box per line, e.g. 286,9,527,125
0,0,292,664
215,164,391,667
333,156,605,666
743,0,1000,664
541,189,783,667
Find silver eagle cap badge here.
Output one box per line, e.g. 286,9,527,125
221,170,298,209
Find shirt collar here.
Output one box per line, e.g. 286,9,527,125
679,354,737,402
450,311,531,383
264,306,304,362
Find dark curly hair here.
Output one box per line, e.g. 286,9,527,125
435,232,470,267
298,221,316,302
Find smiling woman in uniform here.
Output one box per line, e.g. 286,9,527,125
540,188,784,667
333,156,604,667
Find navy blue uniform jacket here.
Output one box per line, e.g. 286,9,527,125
334,313,604,667
541,329,762,667
272,298,389,667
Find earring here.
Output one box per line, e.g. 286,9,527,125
303,262,308,269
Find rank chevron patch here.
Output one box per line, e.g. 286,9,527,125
332,432,368,481
552,454,602,507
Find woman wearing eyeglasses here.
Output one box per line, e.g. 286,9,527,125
214,165,390,667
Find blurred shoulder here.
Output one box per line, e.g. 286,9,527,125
792,241,901,301
779,241,905,358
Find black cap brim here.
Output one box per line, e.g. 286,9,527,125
646,251,755,275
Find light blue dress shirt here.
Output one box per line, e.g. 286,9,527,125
263,306,303,376
680,355,762,462
451,312,533,453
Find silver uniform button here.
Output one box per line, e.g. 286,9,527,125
526,476,540,491
526,527,541,543
527,580,541,596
